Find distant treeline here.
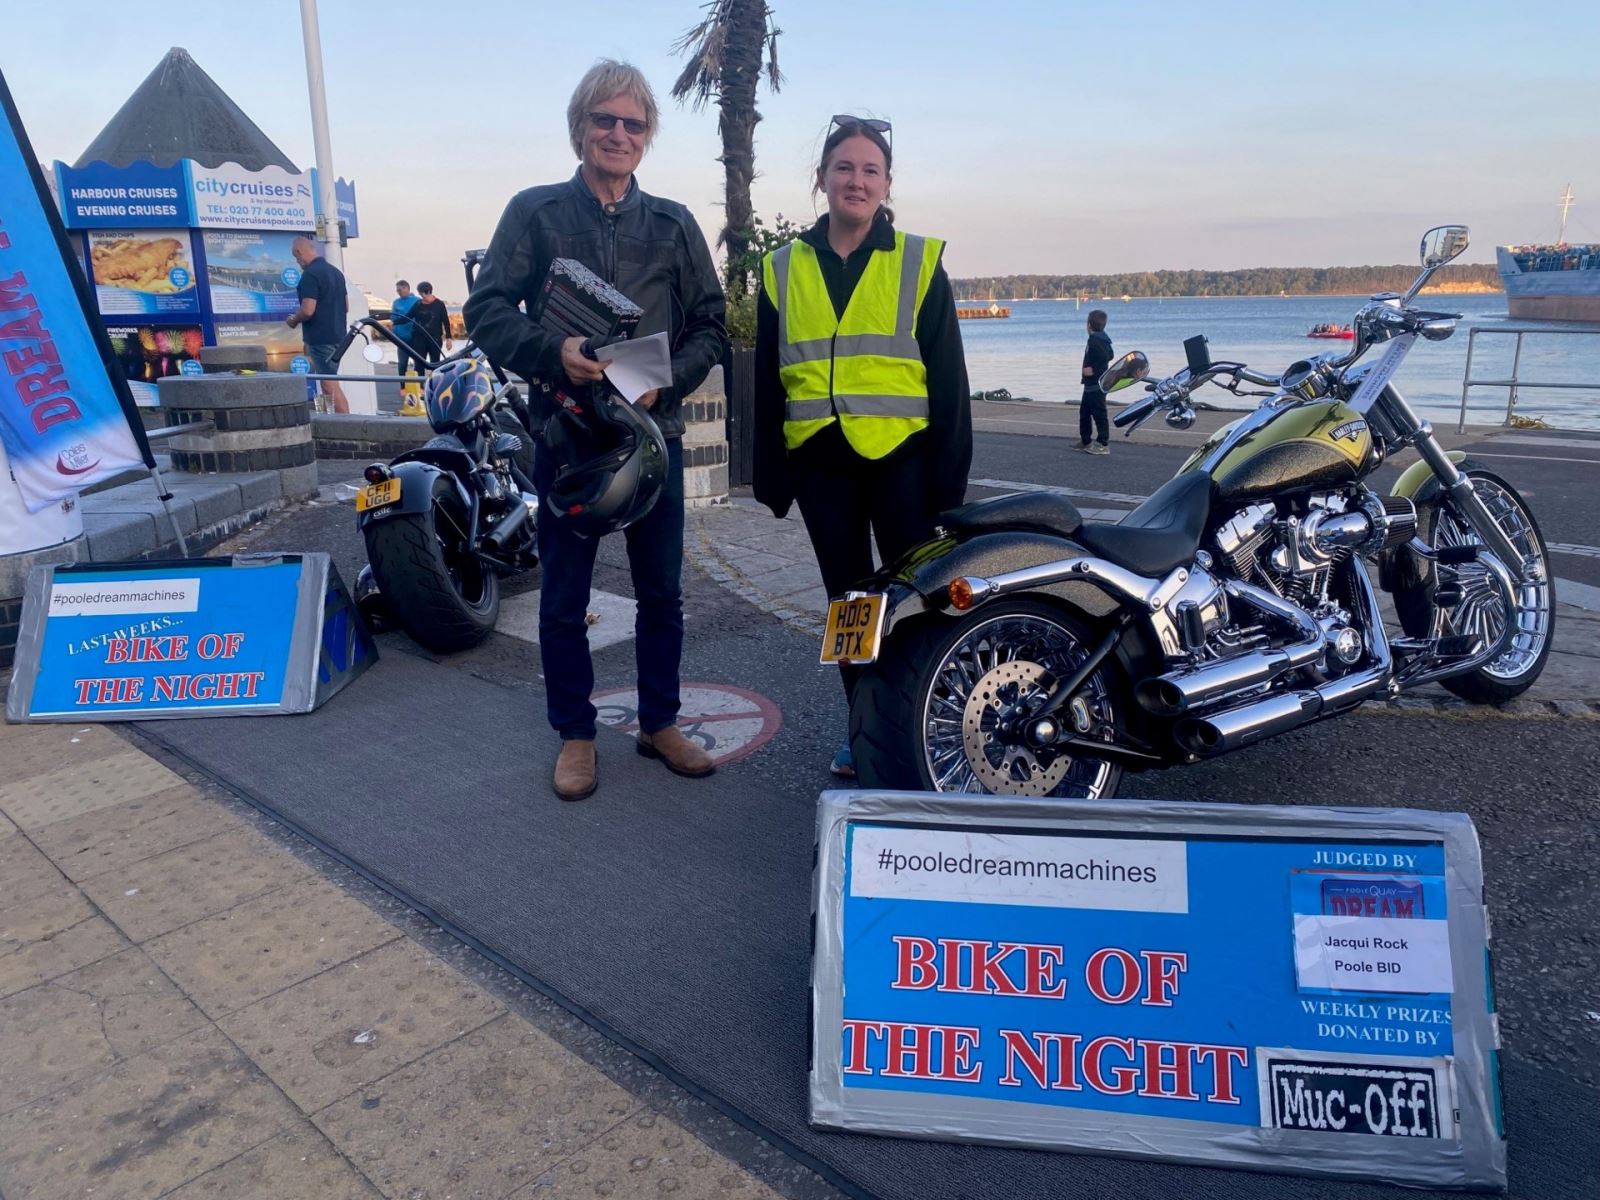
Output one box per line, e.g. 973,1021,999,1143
953,263,1502,300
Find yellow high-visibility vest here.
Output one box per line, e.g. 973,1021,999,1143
762,231,943,458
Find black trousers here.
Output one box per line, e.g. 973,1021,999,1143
395,342,426,380
1079,390,1109,446
790,428,936,701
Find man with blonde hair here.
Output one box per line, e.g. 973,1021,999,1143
465,60,726,802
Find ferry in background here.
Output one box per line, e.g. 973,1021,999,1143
1496,184,1600,321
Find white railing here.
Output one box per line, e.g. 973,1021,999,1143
1457,323,1600,432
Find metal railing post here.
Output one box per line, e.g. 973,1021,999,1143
1505,332,1525,426
1457,328,1476,433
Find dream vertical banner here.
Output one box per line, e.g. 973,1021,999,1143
0,68,152,511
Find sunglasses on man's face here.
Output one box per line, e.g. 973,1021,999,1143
830,114,892,144
587,111,648,136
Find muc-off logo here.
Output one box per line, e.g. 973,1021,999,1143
1330,419,1367,443
1261,1054,1454,1138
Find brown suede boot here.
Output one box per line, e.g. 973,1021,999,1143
636,725,715,778
552,739,598,801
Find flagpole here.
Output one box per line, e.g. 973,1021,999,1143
299,0,344,269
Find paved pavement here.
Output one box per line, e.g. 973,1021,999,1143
0,713,817,1200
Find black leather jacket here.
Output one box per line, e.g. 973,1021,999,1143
463,169,727,440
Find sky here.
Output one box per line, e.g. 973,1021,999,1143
6,0,1599,302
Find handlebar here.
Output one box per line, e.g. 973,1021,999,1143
1113,395,1157,429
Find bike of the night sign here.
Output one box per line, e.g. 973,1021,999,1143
809,792,1505,1191
6,554,377,722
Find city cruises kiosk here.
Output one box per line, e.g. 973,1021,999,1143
52,158,373,413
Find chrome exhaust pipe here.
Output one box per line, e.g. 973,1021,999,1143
1136,638,1322,715
1175,689,1322,756
1136,577,1324,715
1174,663,1389,757
1174,562,1392,757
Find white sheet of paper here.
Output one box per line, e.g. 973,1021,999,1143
1293,913,1453,995
602,332,673,404
1348,334,1416,414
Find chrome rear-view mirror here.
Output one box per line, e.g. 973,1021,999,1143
1421,225,1470,268
1100,351,1149,394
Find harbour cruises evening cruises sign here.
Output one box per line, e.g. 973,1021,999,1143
55,161,360,237
809,792,1505,1191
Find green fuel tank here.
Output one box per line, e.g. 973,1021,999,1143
1180,401,1375,503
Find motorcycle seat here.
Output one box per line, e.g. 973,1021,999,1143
1074,471,1212,578
941,491,1083,539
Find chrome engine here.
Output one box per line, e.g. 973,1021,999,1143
1139,489,1418,724
1212,490,1415,611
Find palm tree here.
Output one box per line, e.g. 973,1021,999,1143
671,0,782,297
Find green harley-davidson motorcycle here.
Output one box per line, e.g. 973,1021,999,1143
827,227,1553,799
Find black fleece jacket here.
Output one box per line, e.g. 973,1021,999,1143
752,213,972,518
463,169,726,439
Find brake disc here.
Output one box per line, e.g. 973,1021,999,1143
961,659,1074,796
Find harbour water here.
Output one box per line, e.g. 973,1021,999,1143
958,295,1600,430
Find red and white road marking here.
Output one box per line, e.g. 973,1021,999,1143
592,682,783,766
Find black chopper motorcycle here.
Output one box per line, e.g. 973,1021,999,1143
346,319,539,654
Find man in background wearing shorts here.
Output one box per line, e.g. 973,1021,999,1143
287,236,350,413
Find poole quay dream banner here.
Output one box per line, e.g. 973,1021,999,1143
6,554,377,721
0,70,152,511
809,792,1506,1191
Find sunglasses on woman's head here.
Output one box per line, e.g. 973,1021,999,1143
587,111,649,136
830,114,892,143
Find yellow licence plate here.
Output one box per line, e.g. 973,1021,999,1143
355,478,402,512
820,592,886,665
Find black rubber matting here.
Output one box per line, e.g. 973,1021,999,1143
138,645,1592,1200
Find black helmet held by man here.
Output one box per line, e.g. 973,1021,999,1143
542,387,667,538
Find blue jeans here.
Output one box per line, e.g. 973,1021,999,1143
533,437,684,740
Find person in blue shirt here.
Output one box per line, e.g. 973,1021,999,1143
391,280,423,380
287,236,349,413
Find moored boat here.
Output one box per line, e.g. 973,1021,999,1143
1496,185,1600,322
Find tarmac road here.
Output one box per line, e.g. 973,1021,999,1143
205,433,1598,1199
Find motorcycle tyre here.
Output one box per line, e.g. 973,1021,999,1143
364,474,500,654
851,598,1124,800
1392,465,1554,704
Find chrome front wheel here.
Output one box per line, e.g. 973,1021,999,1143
1397,468,1554,703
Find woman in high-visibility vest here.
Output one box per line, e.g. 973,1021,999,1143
754,115,972,778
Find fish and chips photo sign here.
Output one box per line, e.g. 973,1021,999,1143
809,792,1506,1191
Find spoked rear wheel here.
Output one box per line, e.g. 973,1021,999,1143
852,599,1123,799
1396,467,1554,703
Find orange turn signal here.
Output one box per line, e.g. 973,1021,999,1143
949,578,976,611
